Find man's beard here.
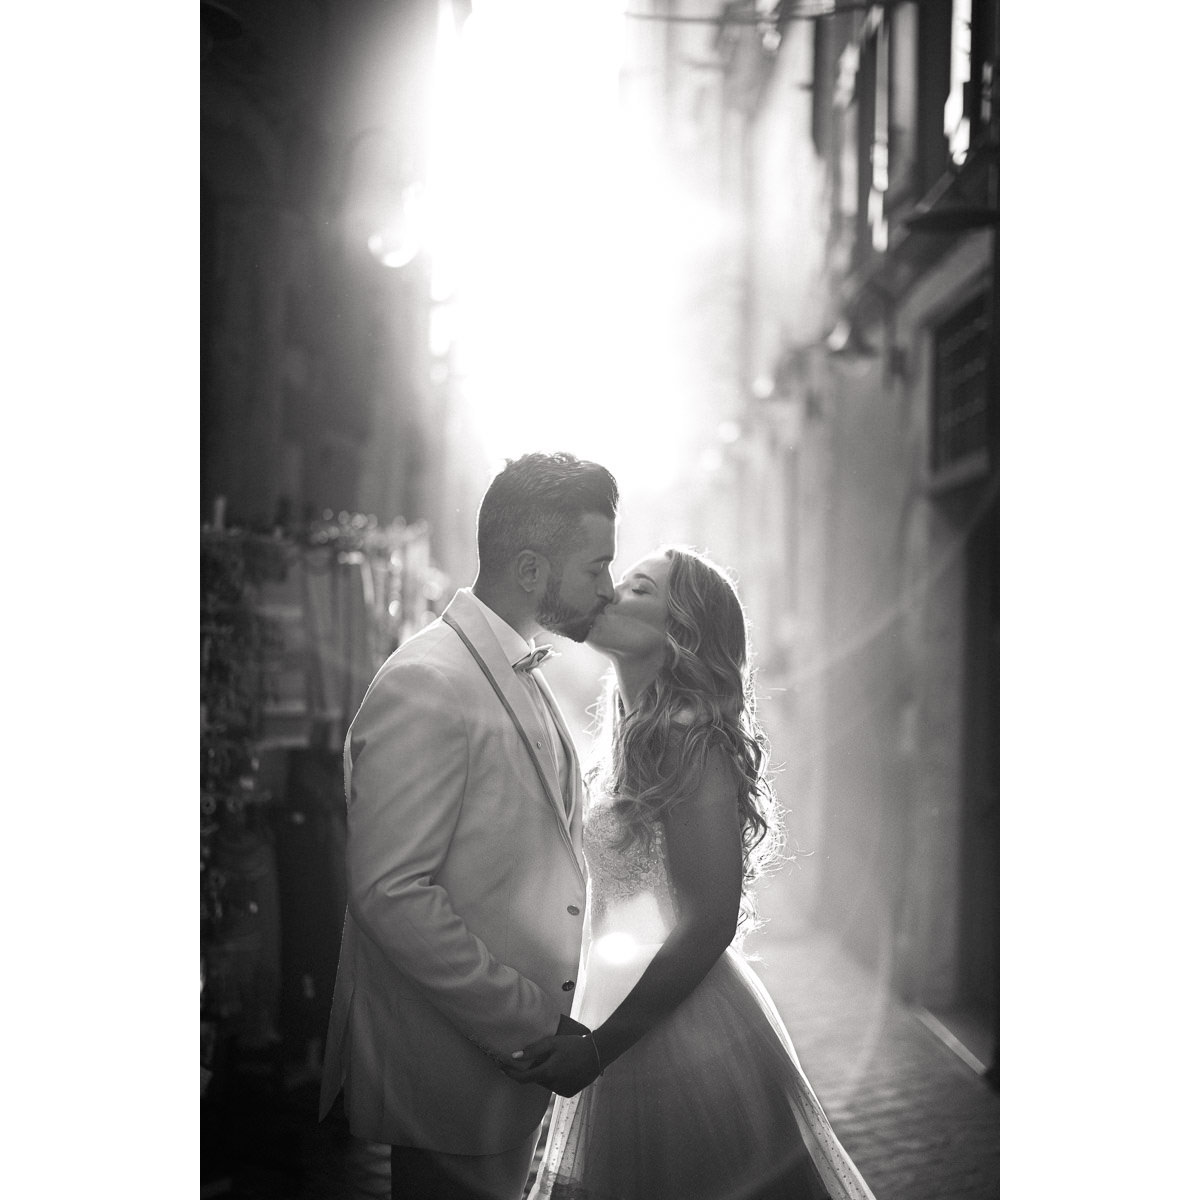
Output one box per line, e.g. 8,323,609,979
536,571,603,642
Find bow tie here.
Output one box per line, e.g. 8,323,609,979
513,645,559,673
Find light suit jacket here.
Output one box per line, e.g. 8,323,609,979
318,589,588,1154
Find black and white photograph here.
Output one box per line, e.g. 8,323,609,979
198,3,999,1197
13,2,1199,1198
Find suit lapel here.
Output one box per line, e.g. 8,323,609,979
441,594,584,877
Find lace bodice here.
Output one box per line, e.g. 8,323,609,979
583,797,678,939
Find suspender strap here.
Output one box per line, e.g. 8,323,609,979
443,612,584,883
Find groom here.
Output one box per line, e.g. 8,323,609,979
319,452,618,1200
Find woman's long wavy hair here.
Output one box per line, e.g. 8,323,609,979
587,546,785,942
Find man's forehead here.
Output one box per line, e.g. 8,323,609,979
575,512,616,560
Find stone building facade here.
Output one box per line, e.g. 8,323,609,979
201,0,448,543
639,0,999,1042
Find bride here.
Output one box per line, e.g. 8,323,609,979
503,546,877,1200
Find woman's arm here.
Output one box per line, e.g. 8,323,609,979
506,745,743,1094
591,748,743,1061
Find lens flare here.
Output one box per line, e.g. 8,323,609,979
593,931,641,966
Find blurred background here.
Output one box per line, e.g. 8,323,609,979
200,1,999,1195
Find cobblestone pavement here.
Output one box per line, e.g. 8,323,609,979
203,923,998,1199
751,922,1000,1200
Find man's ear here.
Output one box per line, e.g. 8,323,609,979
514,550,546,594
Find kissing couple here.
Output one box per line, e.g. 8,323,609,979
319,452,876,1200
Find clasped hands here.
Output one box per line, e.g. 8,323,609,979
500,1013,603,1098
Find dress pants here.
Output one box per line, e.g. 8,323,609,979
390,1125,542,1200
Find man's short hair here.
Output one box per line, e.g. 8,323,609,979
477,452,619,577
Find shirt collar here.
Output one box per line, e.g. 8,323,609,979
464,589,537,669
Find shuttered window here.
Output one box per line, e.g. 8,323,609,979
931,291,990,472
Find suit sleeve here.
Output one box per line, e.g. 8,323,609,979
344,658,562,1056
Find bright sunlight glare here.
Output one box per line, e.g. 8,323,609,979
427,0,729,487
593,931,642,966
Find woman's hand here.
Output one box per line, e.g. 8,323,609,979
501,1033,603,1097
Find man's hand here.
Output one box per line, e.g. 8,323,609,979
501,1030,603,1097
501,1015,604,1097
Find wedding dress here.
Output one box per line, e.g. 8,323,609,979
531,795,877,1200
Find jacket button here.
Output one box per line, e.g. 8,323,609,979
536,740,543,749
567,904,580,916
562,980,575,992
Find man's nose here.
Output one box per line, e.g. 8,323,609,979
599,573,615,603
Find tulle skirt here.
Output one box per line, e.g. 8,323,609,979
531,948,876,1200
